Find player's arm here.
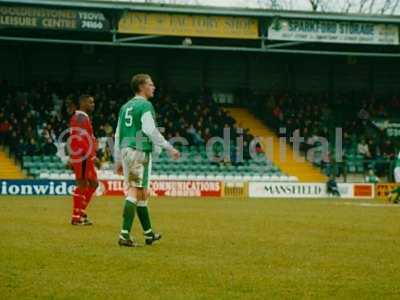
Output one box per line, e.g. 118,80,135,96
71,115,91,157
114,118,121,162
141,112,179,159
113,117,123,173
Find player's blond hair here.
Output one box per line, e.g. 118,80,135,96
131,74,151,94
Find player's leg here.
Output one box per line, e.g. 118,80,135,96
118,148,141,247
136,188,152,234
390,186,400,204
136,153,161,245
71,160,88,225
119,186,140,246
333,186,340,197
80,159,98,224
72,179,87,225
395,193,400,204
394,167,400,183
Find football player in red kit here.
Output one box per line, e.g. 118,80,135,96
69,95,99,225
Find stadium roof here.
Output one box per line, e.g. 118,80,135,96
5,0,400,23
2,0,400,57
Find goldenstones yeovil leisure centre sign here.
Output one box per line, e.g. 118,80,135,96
268,18,399,45
0,5,110,31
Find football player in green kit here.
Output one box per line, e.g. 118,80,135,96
114,74,180,247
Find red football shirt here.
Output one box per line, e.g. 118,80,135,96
69,110,97,159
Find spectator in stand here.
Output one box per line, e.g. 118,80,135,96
186,124,204,146
365,169,379,183
357,138,372,171
42,138,58,156
98,144,112,169
381,140,396,160
357,103,370,121
202,127,212,143
0,111,11,146
26,138,40,157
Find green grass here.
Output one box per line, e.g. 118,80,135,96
0,196,399,299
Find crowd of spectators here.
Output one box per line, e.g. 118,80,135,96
249,92,400,177
2,79,398,177
0,80,256,166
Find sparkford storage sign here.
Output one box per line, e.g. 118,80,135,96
0,5,110,32
268,18,399,45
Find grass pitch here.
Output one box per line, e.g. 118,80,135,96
0,196,399,299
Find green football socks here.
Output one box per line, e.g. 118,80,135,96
120,197,137,240
136,201,152,234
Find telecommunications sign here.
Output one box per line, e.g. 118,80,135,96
268,18,399,45
118,12,258,39
97,180,222,197
0,5,110,32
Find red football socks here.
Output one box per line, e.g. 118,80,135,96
81,186,97,215
72,187,86,221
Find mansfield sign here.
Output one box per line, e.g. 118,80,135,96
268,18,399,45
249,182,374,199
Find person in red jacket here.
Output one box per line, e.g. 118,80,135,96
69,95,99,225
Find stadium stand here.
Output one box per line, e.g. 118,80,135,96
248,92,399,179
225,108,326,182
1,79,398,181
1,78,398,181
0,150,24,179
0,81,296,181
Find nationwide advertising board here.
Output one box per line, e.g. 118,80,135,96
0,180,76,196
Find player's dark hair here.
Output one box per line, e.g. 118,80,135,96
79,94,92,107
131,74,151,93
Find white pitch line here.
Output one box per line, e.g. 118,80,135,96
337,202,400,208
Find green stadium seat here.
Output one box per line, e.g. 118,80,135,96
356,161,364,173
159,165,169,172
23,162,35,169
56,162,66,169
42,156,52,163
51,156,61,163
181,165,191,172
28,162,41,169
46,162,57,170
209,165,218,172
29,168,41,177
237,166,246,172
32,156,41,162
23,156,32,164
167,165,179,172
347,162,356,173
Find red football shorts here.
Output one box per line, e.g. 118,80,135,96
71,158,97,181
